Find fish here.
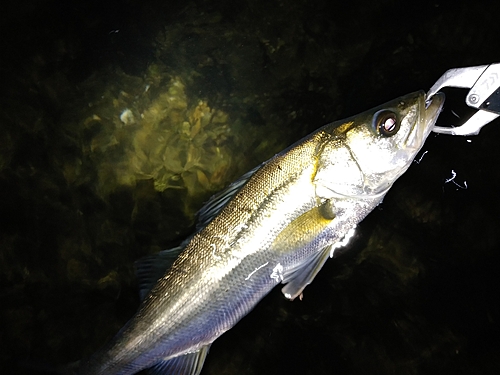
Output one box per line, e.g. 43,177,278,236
77,90,444,375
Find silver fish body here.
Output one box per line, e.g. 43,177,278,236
78,90,444,375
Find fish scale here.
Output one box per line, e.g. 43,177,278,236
77,90,444,375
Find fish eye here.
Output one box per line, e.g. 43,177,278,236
373,110,400,137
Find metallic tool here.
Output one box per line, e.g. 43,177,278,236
427,63,500,135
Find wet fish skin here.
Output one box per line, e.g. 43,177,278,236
78,90,444,375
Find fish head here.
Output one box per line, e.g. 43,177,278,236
315,90,444,199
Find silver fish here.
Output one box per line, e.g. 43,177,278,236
78,90,444,375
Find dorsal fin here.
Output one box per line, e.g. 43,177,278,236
195,163,262,230
134,164,262,301
134,246,184,301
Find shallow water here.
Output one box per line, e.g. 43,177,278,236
1,0,500,374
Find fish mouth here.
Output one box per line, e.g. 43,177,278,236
407,91,445,151
401,91,444,153
423,92,445,137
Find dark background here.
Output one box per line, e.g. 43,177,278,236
1,0,500,374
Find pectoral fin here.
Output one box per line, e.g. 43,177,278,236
271,200,335,256
281,244,333,300
270,200,336,300
148,345,210,375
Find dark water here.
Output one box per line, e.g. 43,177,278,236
1,0,500,374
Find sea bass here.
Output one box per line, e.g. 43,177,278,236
78,90,444,375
